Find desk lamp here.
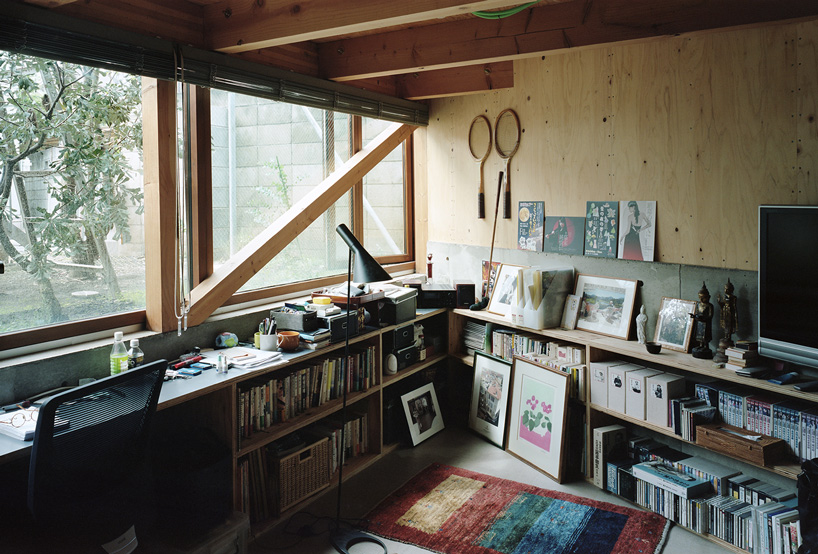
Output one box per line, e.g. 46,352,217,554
331,223,389,554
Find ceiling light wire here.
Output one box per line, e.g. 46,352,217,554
472,2,539,20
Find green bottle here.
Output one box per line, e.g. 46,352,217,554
110,331,128,375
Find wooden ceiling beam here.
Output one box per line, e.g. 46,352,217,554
203,0,569,53
319,0,818,81
396,61,514,100
186,122,416,327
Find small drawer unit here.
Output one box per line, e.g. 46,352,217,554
317,309,359,343
393,344,419,371
390,323,415,351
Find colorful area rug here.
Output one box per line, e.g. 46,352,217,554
361,463,669,554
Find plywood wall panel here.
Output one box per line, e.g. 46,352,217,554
424,20,817,271
799,20,818,205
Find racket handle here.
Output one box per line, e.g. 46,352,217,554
478,193,485,219
503,190,511,219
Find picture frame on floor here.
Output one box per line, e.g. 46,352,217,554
468,351,513,447
401,382,445,446
574,274,638,339
506,356,569,482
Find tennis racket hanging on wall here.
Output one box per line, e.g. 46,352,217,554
468,114,492,219
494,108,521,219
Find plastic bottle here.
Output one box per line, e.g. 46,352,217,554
127,339,144,369
110,331,128,375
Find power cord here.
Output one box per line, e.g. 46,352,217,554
472,1,540,19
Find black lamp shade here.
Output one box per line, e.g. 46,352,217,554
336,224,391,283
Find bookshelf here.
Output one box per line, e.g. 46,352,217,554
448,307,815,553
228,307,449,533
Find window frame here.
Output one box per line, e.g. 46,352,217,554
0,79,415,351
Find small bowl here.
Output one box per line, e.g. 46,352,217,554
645,342,662,354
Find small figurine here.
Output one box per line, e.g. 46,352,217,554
690,282,714,359
426,253,433,279
636,305,648,344
714,279,738,363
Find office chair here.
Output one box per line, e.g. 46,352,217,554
27,359,165,553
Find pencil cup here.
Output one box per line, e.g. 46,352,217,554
259,334,277,351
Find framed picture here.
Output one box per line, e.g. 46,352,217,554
487,263,527,317
481,260,502,299
560,294,581,330
401,383,445,446
574,274,638,339
654,296,697,352
506,356,570,482
469,351,513,447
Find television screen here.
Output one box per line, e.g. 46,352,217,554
759,205,818,368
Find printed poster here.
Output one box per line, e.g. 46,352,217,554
618,200,656,261
584,201,619,258
543,216,585,256
517,201,544,252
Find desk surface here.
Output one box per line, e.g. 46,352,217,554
0,309,444,464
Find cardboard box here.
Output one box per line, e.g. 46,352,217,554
607,363,644,414
625,369,662,420
646,373,687,428
590,360,627,408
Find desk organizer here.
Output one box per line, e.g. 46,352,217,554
271,437,330,515
270,307,318,332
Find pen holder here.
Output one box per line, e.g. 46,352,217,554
259,334,277,351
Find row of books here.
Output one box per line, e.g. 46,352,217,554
238,412,369,523
669,396,717,441
594,425,803,553
237,346,376,442
695,381,817,461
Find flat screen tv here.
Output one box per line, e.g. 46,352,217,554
758,205,818,369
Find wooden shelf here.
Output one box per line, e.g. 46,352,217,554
236,388,379,457
591,404,801,480
382,352,448,387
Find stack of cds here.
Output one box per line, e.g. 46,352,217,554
463,321,487,357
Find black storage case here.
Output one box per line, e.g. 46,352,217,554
418,283,457,308
379,288,417,326
394,344,419,371
318,309,359,343
391,323,415,351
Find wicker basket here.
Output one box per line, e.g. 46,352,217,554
271,437,330,514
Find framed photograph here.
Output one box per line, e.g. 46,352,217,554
654,296,697,352
506,356,570,482
481,260,502,299
401,383,445,446
487,263,527,317
469,352,513,447
560,294,581,330
574,274,638,339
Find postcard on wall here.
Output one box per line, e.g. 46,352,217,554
517,201,545,252
584,201,619,258
618,200,656,261
543,216,585,256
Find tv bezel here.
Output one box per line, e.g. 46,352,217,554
758,204,818,370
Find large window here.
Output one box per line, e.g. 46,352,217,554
0,52,145,336
210,91,410,295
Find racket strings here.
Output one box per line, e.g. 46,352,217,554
468,117,492,160
495,113,520,157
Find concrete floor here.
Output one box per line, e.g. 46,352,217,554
248,426,730,554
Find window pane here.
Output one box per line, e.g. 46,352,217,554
211,91,351,291
362,118,406,257
0,52,145,334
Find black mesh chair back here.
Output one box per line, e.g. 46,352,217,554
27,359,165,552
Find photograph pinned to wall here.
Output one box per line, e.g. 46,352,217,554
469,351,513,447
517,201,545,252
543,216,585,256
574,274,638,339
487,263,527,317
506,356,569,482
560,294,581,330
618,200,656,261
401,382,445,446
584,201,619,258
481,260,502,299
654,296,697,352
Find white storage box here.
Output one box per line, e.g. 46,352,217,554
625,369,662,420
607,363,644,414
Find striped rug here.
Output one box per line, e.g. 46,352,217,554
362,463,669,554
